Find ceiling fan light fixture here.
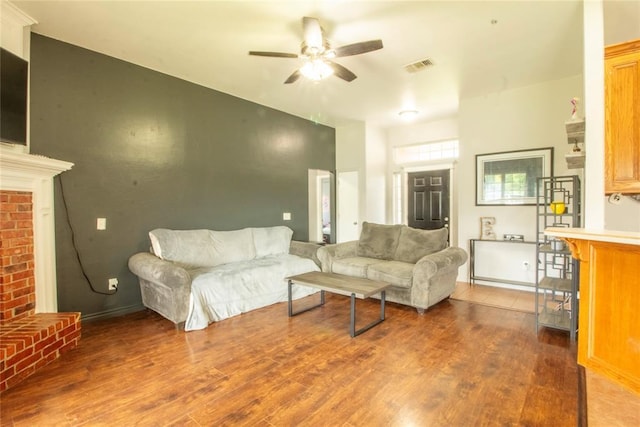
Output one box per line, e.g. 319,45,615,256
249,16,382,84
300,59,334,81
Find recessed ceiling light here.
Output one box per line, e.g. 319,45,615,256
399,110,419,120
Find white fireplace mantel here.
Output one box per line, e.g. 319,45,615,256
0,146,73,312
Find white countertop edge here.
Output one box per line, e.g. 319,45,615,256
545,227,640,246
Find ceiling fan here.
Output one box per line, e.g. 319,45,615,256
249,17,383,84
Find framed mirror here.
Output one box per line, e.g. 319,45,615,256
476,147,553,206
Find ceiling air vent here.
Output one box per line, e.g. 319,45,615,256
404,58,435,73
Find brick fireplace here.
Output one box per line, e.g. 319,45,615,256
1,190,37,322
0,148,80,392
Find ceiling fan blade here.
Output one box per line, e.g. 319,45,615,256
328,62,357,82
302,16,323,49
334,40,383,57
284,69,301,84
249,51,299,58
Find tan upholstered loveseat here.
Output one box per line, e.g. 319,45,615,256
317,222,468,313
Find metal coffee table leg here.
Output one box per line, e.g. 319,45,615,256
288,279,325,316
350,290,386,337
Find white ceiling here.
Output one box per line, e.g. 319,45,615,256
13,0,584,129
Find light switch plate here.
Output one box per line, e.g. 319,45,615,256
97,218,106,230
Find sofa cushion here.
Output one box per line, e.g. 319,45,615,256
149,229,219,268
149,228,256,269
186,254,319,330
251,226,293,258
366,261,414,289
356,222,402,260
393,226,448,264
210,228,256,265
332,257,384,278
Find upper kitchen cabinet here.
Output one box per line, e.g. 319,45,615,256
605,39,640,194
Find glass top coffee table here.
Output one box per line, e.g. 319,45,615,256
286,271,391,337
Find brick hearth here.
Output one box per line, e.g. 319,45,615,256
0,190,80,392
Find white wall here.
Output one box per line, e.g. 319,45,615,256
457,74,584,282
387,119,459,147
604,0,640,45
365,124,387,224
336,122,366,231
336,121,387,233
583,0,606,230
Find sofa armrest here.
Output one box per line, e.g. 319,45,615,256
128,252,191,290
316,241,358,272
414,246,468,278
289,241,322,267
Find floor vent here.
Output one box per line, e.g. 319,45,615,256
404,58,435,73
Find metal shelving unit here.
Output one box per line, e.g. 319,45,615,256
535,176,581,340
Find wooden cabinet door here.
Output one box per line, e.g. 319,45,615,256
605,40,640,194
571,239,640,396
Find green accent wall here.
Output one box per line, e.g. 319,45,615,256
29,34,335,319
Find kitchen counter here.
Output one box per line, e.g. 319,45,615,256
544,226,640,399
545,227,640,246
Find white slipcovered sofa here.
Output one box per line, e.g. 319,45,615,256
128,226,319,331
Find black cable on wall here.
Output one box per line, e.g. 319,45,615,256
57,173,116,296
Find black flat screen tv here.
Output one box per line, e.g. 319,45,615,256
1,48,28,145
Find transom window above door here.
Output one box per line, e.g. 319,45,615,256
394,140,459,164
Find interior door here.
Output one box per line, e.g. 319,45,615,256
408,169,450,233
337,171,359,242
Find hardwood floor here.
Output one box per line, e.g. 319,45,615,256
0,294,578,426
451,281,536,313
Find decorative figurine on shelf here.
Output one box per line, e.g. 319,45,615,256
570,97,580,120
480,217,496,240
572,140,582,153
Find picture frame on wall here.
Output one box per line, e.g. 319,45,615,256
476,147,553,206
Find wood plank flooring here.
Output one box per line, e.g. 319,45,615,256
0,294,578,426
451,281,536,313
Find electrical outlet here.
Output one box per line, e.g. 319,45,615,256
97,217,106,230
108,278,118,291
283,212,291,221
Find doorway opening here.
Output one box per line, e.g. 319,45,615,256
308,169,335,243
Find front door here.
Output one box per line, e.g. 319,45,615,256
408,169,450,233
